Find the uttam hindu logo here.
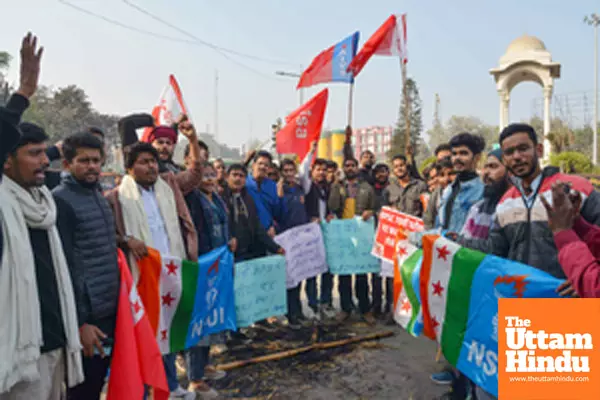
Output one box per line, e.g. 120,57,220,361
504,315,592,373
499,298,600,400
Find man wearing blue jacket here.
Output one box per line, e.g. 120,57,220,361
245,150,285,237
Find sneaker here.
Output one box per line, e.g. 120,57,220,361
170,385,196,399
320,304,337,319
363,311,377,326
430,371,454,385
188,381,218,399
335,311,351,324
384,312,396,326
204,366,226,381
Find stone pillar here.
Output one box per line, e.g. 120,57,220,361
498,90,510,129
543,86,553,162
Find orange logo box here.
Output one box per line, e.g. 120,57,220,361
499,298,600,400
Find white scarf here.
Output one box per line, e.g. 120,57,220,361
118,174,186,278
0,176,83,393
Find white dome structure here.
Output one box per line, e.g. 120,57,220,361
490,35,561,160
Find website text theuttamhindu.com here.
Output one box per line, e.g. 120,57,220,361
508,376,590,383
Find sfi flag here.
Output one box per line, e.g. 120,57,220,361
141,74,190,142
297,32,359,89
107,249,169,400
347,14,407,77
276,88,328,160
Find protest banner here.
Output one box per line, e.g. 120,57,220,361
380,259,394,278
274,222,327,288
136,246,236,354
321,218,380,275
186,246,236,347
234,255,287,328
418,236,563,398
372,207,424,262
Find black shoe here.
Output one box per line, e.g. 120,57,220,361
287,317,302,330
296,314,313,327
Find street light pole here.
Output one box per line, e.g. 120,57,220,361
275,70,304,105
585,13,600,165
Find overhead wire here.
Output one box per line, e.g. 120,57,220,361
57,0,297,81
119,0,292,80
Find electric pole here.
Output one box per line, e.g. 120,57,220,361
584,13,599,165
275,70,304,105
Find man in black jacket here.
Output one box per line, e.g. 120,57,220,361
53,133,120,400
222,163,283,262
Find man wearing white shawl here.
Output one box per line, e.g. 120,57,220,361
0,122,83,399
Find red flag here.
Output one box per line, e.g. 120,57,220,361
276,88,329,160
141,74,190,142
107,250,169,400
347,14,408,77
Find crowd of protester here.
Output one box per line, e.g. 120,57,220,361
3,33,600,400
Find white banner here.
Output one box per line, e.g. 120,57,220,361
274,222,327,288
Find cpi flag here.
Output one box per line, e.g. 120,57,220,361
297,32,359,89
107,250,168,400
347,14,407,77
276,88,328,160
141,74,189,142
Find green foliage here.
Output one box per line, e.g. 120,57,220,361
0,51,10,70
388,78,424,159
549,152,593,173
419,155,437,173
22,85,119,143
426,115,498,152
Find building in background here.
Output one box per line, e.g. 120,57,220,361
353,126,393,161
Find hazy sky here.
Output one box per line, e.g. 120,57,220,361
1,0,598,148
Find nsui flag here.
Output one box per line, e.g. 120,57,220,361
186,246,236,347
136,246,236,355
419,236,563,398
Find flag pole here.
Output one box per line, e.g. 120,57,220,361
347,81,355,127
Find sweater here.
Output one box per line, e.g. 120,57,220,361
554,217,600,298
460,168,600,278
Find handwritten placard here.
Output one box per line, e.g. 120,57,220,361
321,218,380,275
380,259,395,278
275,222,328,288
372,207,424,262
233,255,287,328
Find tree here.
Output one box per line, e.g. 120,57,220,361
0,51,10,70
426,115,497,152
388,78,423,160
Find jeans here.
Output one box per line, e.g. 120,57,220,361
163,353,179,391
305,272,333,309
67,354,111,400
286,284,302,318
371,274,393,314
339,274,370,314
186,346,210,382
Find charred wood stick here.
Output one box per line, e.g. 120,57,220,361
217,330,394,371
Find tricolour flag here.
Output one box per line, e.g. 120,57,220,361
297,32,359,89
141,74,189,142
418,235,564,397
276,88,329,161
393,244,422,336
347,14,407,77
107,250,168,400
136,246,236,354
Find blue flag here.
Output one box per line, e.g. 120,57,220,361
186,246,236,347
456,256,563,397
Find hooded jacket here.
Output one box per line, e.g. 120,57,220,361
459,167,600,278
